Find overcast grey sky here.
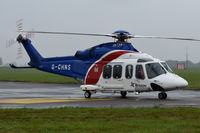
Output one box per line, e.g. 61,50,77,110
1,0,200,65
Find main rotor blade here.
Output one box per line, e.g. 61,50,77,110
21,30,113,37
20,30,200,42
132,35,200,41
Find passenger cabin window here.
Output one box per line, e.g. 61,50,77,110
125,65,133,79
113,65,122,79
136,65,145,79
103,65,112,79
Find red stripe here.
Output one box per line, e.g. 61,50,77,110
85,51,133,84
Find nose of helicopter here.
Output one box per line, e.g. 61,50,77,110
165,74,188,90
153,73,188,90
173,76,188,88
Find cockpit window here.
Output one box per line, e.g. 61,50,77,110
161,62,173,73
145,63,166,79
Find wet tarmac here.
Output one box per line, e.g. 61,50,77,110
0,81,200,108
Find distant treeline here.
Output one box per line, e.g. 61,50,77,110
166,60,200,68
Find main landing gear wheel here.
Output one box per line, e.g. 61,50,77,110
84,91,91,98
120,91,127,98
158,92,167,100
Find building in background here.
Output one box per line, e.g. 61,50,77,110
177,64,185,70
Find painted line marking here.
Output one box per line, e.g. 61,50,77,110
0,98,111,104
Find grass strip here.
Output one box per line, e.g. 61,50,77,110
0,107,199,133
0,67,78,84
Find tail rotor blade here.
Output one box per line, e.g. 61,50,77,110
16,19,23,32
6,39,17,48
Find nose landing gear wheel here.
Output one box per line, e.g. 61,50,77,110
120,91,127,98
84,91,91,98
158,92,167,100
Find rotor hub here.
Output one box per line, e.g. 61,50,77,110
112,30,132,42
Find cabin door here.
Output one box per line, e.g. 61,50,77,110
134,64,150,92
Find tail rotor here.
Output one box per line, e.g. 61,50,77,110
6,19,35,60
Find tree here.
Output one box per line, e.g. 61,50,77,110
0,58,3,65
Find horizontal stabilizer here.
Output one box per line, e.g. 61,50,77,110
10,64,34,69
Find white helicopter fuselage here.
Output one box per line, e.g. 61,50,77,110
15,29,198,100
81,51,188,99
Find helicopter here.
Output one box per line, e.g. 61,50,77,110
11,30,200,99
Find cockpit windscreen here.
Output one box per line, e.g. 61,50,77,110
161,62,173,73
145,63,166,79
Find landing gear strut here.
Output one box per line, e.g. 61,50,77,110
120,91,127,98
158,92,167,100
84,91,91,98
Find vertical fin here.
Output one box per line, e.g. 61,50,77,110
17,34,43,66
